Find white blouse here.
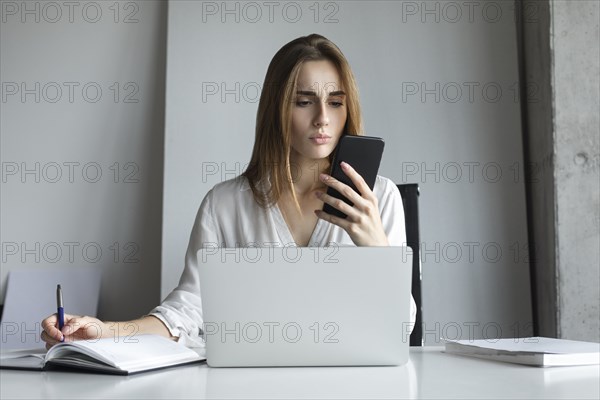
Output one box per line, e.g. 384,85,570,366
150,175,417,347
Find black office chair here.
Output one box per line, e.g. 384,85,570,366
397,184,423,346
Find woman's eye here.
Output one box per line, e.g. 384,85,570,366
296,100,312,107
330,101,344,107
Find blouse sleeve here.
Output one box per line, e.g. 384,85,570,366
148,189,218,348
378,177,417,333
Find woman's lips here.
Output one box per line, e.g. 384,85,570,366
310,135,331,145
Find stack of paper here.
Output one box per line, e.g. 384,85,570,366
444,337,600,367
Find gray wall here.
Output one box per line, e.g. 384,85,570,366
163,0,533,344
1,1,167,321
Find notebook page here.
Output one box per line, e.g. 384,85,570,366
47,334,202,372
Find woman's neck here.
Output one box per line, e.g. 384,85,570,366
289,156,330,196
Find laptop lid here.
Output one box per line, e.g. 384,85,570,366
198,246,413,367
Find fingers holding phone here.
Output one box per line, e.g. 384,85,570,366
315,161,389,246
315,135,390,246
317,162,373,218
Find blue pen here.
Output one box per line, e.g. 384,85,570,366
56,284,65,339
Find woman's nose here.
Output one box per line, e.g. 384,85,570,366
314,102,330,127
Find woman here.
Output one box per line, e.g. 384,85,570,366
41,34,416,348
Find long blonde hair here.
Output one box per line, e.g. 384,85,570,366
242,34,363,209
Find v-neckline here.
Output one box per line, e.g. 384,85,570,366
272,203,324,247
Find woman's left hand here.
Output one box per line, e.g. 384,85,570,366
314,161,389,246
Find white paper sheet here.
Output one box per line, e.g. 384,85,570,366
447,337,600,354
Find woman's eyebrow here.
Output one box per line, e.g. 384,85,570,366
296,90,346,96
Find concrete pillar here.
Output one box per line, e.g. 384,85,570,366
519,0,599,341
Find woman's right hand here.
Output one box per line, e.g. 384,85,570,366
41,314,109,350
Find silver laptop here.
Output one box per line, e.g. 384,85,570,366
198,246,413,367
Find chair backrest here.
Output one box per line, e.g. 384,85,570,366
397,184,423,346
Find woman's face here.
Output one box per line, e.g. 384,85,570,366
290,60,347,164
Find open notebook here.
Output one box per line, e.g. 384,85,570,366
0,334,205,375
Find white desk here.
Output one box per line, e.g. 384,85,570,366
1,347,598,399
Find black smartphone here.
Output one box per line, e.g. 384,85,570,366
322,135,385,219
